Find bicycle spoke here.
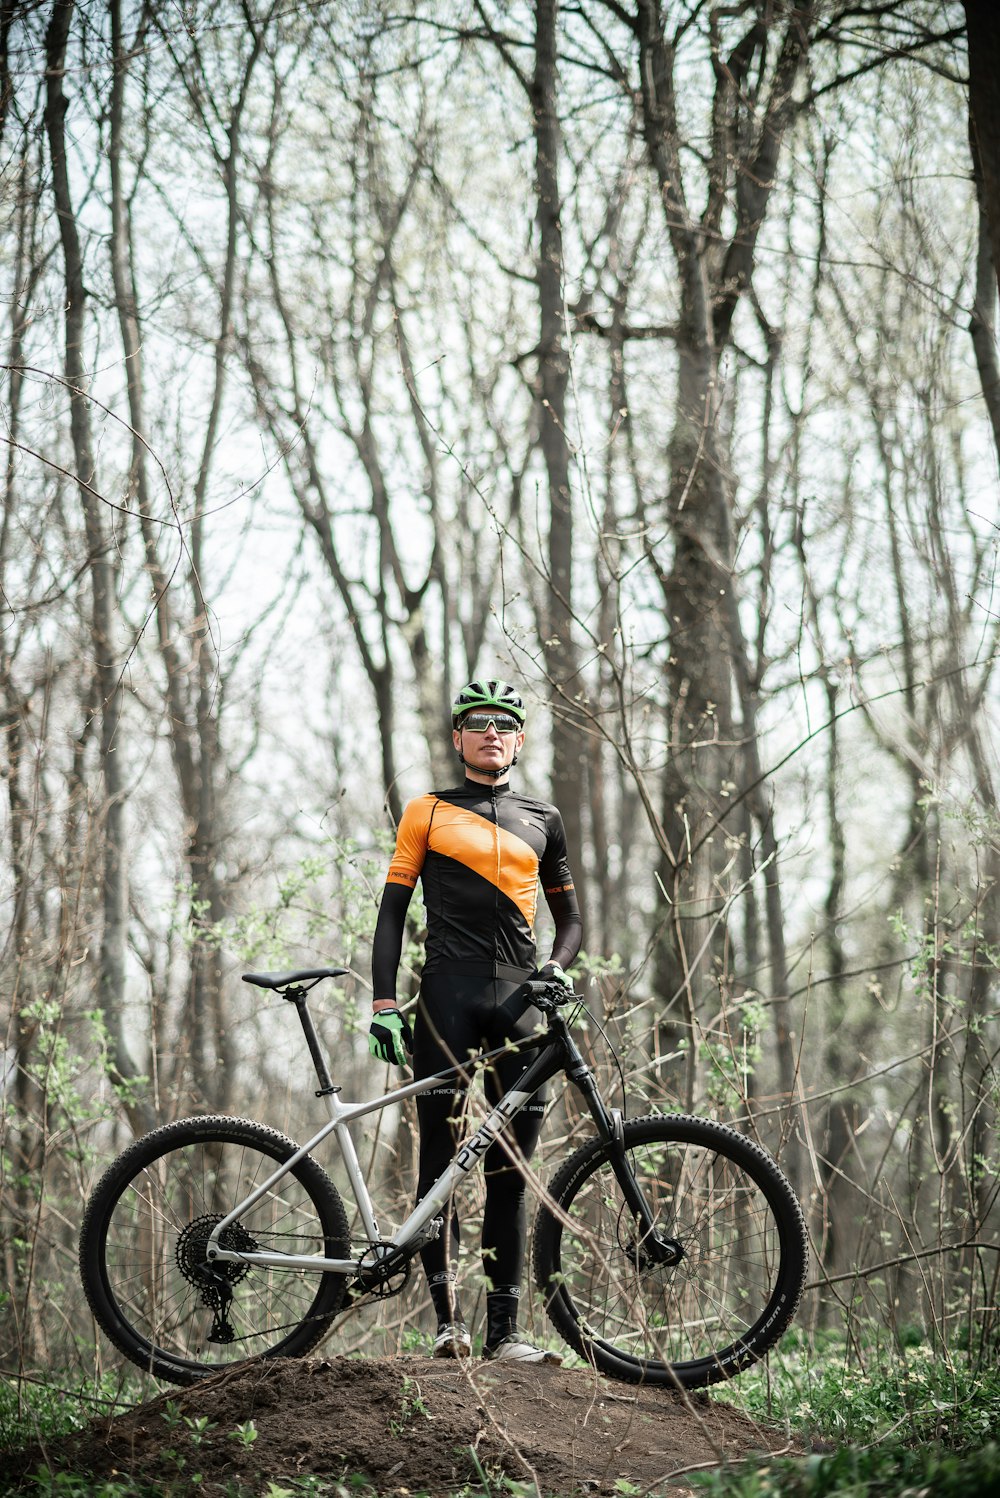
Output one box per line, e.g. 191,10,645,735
536,1115,807,1387
81,1117,350,1383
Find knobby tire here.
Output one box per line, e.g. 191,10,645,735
533,1113,808,1388
79,1115,350,1386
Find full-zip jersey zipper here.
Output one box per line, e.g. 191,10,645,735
490,785,501,977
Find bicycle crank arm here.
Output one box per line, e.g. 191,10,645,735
353,1217,442,1295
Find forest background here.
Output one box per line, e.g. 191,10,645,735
2,0,1000,1476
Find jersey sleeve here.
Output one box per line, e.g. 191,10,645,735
539,808,583,969
371,882,414,1002
385,795,433,888
538,807,575,897
372,797,432,1001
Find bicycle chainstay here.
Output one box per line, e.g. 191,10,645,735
174,1216,419,1348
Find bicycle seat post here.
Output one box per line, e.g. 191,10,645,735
284,985,339,1097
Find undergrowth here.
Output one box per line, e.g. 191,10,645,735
691,1442,1000,1498
699,1332,1000,1497
0,1374,138,1455
723,1332,1000,1448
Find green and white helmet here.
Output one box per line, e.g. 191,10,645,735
451,679,526,728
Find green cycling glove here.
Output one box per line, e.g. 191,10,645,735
537,961,572,990
368,1008,413,1067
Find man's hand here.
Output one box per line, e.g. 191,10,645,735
368,1009,413,1067
537,961,572,991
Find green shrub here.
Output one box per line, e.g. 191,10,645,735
0,1378,122,1454
692,1441,1000,1498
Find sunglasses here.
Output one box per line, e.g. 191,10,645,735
459,713,521,735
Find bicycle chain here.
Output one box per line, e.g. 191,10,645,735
171,1224,406,1346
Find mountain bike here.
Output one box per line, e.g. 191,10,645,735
79,967,808,1389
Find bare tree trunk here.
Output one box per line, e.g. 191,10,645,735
969,130,1000,461
964,2,1000,303
0,0,15,145
243,233,406,822
108,0,194,1105
44,0,152,1130
182,14,266,1108
2,699,41,1363
533,0,587,901
959,63,1000,1238
633,0,811,1132
247,71,473,821
1,131,43,1358
124,3,274,1106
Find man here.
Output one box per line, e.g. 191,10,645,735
369,679,583,1362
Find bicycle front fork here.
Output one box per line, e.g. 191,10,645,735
565,1037,684,1268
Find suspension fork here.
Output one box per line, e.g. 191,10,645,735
554,1018,680,1264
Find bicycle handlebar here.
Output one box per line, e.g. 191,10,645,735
523,979,581,1012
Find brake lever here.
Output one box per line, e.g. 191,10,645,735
524,979,580,1010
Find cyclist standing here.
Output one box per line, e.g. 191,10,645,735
369,679,583,1363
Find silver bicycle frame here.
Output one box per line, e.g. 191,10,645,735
205,1066,537,1274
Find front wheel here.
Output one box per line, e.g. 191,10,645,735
534,1114,808,1387
80,1116,351,1385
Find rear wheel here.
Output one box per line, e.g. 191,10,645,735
534,1114,808,1387
80,1116,351,1385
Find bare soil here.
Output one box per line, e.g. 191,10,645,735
5,1356,796,1496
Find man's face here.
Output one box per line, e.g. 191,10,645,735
453,714,525,774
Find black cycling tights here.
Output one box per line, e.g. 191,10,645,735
413,974,547,1321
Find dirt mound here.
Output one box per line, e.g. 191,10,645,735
6,1356,795,1496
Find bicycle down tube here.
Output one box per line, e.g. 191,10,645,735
204,1029,567,1277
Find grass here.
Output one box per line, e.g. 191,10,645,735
5,1478,341,1498
690,1441,1000,1498
0,1374,138,1455
720,1331,1000,1448
695,1331,1000,1498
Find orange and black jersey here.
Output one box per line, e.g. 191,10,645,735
372,779,583,997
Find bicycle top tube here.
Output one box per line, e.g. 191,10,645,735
401,1027,549,1086
387,977,580,1080
242,967,578,1094
330,1028,562,1129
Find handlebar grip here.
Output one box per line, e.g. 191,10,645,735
523,979,579,1010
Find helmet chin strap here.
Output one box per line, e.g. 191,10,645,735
458,750,518,780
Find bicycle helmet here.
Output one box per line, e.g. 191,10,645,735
451,679,526,728
452,678,525,779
